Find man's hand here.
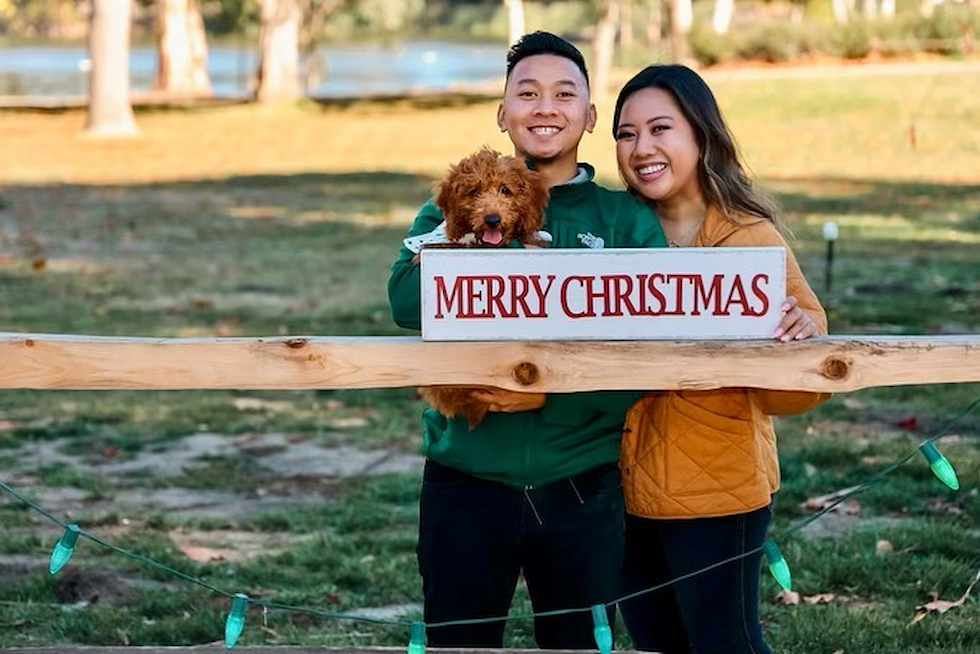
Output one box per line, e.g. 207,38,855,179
471,388,546,413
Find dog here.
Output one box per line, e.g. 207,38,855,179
416,147,550,428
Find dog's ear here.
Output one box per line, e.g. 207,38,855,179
435,154,488,240
433,161,465,235
521,166,550,216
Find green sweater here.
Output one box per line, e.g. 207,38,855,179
387,164,667,488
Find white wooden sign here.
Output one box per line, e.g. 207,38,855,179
420,247,787,341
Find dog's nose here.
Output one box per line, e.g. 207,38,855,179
484,214,501,227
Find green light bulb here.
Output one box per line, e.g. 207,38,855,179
763,540,792,591
49,523,81,574
224,593,248,650
919,442,959,490
408,621,426,654
591,604,613,654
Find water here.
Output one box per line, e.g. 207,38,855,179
0,40,508,98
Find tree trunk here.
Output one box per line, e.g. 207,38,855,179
504,0,525,45
666,0,692,62
85,0,137,136
621,0,633,52
154,0,211,96
255,0,302,103
591,0,619,100
712,0,734,34
644,0,663,49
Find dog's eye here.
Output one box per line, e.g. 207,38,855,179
467,188,480,197
500,185,512,195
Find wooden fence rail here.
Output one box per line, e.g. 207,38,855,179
1,333,979,393
4,648,553,654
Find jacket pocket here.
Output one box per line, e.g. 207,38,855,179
664,392,756,497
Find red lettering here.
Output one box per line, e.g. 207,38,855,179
601,275,635,316
646,273,671,315
748,274,770,316
484,275,515,318
434,275,463,319
561,275,596,318
691,274,724,316
722,275,749,315
528,275,555,318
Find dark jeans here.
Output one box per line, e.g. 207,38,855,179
619,506,773,654
416,459,624,649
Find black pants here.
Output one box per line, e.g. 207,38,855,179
620,506,773,654
416,460,624,649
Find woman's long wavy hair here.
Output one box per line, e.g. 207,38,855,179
612,64,779,225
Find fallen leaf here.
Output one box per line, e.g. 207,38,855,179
910,567,980,625
803,486,863,514
804,593,837,604
776,589,801,605
926,498,962,515
897,415,919,431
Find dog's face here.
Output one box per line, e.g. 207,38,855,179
434,148,549,246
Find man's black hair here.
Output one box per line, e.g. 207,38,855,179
505,31,589,87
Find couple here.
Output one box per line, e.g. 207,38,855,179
388,32,828,654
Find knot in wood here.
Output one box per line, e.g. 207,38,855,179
821,356,851,381
284,338,308,349
512,361,540,387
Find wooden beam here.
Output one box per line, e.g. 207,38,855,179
0,333,978,393
1,648,576,654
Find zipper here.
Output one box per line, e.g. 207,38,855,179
523,485,543,525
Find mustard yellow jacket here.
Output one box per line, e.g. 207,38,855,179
621,208,830,519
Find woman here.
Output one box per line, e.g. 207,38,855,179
612,64,830,654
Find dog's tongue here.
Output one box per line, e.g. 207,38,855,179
481,229,504,246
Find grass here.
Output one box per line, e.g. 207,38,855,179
0,62,979,651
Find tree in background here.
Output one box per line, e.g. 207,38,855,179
85,0,137,135
712,0,734,34
666,0,693,61
154,0,212,96
591,0,618,99
504,0,524,44
255,0,301,102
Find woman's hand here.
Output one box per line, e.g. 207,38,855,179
773,296,818,342
471,388,547,413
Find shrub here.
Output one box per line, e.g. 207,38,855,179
689,25,739,66
734,22,806,62
831,19,875,59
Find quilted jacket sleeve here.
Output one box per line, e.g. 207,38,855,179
724,220,832,416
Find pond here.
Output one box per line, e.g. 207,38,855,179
0,40,509,98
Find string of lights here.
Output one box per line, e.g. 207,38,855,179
1,395,975,650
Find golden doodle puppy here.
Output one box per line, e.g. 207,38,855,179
417,147,550,427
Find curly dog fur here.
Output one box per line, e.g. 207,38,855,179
419,147,550,428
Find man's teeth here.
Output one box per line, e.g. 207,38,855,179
531,127,559,135
638,163,667,175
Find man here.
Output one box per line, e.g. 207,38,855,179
388,31,666,648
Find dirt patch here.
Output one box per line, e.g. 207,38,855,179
5,431,423,519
